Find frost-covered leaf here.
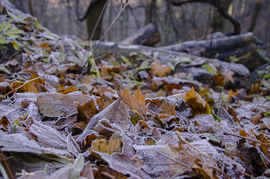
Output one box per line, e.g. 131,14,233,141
0,131,69,156
76,98,130,143
118,88,148,117
151,59,171,77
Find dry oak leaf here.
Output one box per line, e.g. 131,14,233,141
118,88,148,117
12,73,46,93
76,100,98,122
91,133,122,156
96,95,112,112
151,59,171,77
186,87,211,116
76,98,130,143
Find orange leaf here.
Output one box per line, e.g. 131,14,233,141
22,73,46,93
186,87,210,116
118,88,148,117
150,60,171,77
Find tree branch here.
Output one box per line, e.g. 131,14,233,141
167,0,241,35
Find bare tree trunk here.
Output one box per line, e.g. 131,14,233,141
248,0,264,32
80,0,107,40
67,0,72,34
211,0,233,33
169,0,241,35
28,0,34,16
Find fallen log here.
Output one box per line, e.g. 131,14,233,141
121,23,161,46
92,41,250,90
158,33,267,72
158,33,254,54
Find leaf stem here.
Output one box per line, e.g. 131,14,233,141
176,131,212,159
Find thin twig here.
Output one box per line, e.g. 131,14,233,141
42,149,73,162
223,132,270,147
260,154,269,171
207,166,230,179
1,150,14,179
2,71,54,99
217,55,235,106
80,2,130,74
176,132,212,159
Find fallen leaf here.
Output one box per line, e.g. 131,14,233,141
76,100,98,122
0,116,10,130
151,59,171,77
186,87,211,116
118,88,148,117
91,133,122,156
96,95,112,111
76,98,130,143
37,93,77,117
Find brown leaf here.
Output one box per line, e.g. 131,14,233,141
146,97,176,115
77,100,98,122
96,95,112,111
91,133,122,155
76,99,130,143
186,87,211,116
118,88,148,117
150,60,171,77
37,93,77,117
18,73,46,93
0,116,10,130
80,162,95,179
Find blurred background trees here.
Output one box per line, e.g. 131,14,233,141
9,0,270,57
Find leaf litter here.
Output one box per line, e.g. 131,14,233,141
0,1,270,178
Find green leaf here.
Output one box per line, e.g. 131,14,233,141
6,28,25,35
59,51,66,62
3,21,11,32
202,64,217,75
139,61,151,70
214,53,219,58
0,34,6,44
69,154,84,179
10,41,20,51
0,20,6,32
13,119,22,127
129,109,144,126
211,106,221,122
207,135,220,143
121,55,132,67
263,73,270,79
33,18,42,30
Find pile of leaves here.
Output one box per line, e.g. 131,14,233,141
0,1,270,178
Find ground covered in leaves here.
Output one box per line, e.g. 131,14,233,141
0,1,270,179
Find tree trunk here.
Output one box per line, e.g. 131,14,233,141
211,0,233,33
248,0,264,32
169,0,241,35
121,23,161,46
81,0,107,40
27,0,34,16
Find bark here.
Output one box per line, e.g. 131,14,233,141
248,0,264,32
27,0,34,16
211,0,233,33
121,23,161,46
159,32,266,71
80,0,107,40
168,0,241,35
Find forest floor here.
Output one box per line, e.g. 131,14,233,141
0,1,270,179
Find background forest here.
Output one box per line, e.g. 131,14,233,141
9,0,270,58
